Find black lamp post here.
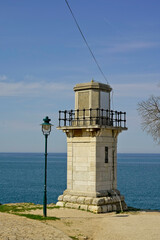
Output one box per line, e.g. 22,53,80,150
41,116,53,217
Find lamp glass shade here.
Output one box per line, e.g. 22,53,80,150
42,124,51,135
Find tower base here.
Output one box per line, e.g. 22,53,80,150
56,189,127,213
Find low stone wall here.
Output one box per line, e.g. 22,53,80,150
56,193,127,213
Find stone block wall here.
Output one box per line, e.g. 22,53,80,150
66,128,118,196
56,190,127,213
67,136,96,193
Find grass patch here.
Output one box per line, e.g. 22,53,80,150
15,213,59,221
127,206,141,211
116,210,124,214
69,236,79,240
0,203,43,213
47,206,60,209
0,203,60,221
116,206,141,214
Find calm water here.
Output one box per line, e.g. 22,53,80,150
0,153,160,210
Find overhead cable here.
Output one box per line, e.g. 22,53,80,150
64,0,109,84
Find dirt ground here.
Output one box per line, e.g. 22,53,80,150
0,206,160,240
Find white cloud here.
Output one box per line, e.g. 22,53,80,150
106,41,159,53
0,81,73,97
112,82,160,98
0,73,159,99
107,73,160,98
0,75,7,81
109,73,160,82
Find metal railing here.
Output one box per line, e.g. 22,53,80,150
58,108,126,128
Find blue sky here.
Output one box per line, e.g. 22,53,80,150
0,0,160,153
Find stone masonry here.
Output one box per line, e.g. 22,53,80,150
57,191,127,213
56,81,127,213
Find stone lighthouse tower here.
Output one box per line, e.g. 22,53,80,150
56,80,127,213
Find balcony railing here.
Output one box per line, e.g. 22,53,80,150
58,108,126,128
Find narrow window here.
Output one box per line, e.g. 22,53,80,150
105,146,108,163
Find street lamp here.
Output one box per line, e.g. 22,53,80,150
41,116,53,217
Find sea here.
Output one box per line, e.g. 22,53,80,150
0,153,160,210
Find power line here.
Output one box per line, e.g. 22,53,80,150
64,0,109,84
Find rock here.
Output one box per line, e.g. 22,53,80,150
101,205,108,213
122,202,128,210
58,195,63,201
92,198,105,206
112,204,117,211
104,197,110,204
63,195,71,202
112,195,119,203
107,204,112,212
88,205,102,213
120,195,125,201
70,195,78,203
65,202,73,208
72,203,81,209
77,197,85,204
56,201,65,207
85,197,93,205
105,197,112,204
80,205,88,211
116,203,121,212
115,189,120,195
